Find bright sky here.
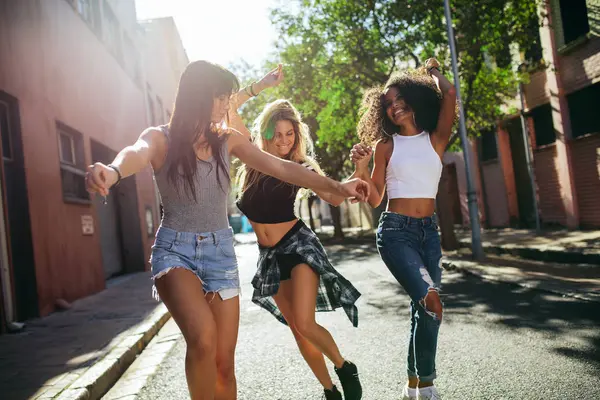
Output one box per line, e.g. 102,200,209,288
135,0,279,69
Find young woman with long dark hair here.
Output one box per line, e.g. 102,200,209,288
85,60,369,400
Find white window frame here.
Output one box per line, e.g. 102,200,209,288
58,130,77,166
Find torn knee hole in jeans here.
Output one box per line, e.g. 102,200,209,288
419,288,443,321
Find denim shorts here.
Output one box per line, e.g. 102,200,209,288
150,226,240,300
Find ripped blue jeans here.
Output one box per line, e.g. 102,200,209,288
376,212,443,382
150,226,240,301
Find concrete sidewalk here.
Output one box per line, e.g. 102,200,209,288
454,227,600,264
443,248,600,303
0,272,170,400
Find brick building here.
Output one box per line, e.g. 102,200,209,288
445,0,600,231
0,0,188,331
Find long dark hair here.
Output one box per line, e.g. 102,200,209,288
166,60,239,200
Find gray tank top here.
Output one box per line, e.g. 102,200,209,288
154,125,230,233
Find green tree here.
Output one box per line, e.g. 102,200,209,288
237,0,542,240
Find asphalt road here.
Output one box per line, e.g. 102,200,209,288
136,240,600,400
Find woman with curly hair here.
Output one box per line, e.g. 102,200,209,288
235,99,363,400
350,58,456,400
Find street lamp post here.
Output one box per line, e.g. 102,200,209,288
443,0,484,260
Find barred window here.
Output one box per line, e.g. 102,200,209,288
57,122,89,203
529,103,556,147
568,82,600,139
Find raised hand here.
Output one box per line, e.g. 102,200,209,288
350,143,373,170
257,63,284,90
425,57,440,72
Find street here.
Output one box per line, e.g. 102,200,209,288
135,240,600,400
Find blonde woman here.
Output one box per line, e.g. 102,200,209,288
235,99,362,400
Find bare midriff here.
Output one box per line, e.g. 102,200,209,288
250,219,299,247
388,198,436,218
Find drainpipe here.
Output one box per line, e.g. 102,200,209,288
517,63,541,232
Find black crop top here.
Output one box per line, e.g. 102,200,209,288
237,163,315,224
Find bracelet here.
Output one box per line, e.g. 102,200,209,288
107,164,122,185
427,66,440,75
249,82,258,97
244,85,253,97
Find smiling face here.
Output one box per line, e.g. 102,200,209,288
210,93,231,123
382,86,416,128
265,119,296,158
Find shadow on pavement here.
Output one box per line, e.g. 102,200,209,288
368,270,600,374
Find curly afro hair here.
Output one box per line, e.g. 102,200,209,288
357,69,443,145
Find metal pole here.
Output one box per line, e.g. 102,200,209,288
518,79,541,232
443,0,484,260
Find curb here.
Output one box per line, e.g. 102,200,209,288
55,305,171,400
458,241,600,265
103,318,182,400
442,260,600,304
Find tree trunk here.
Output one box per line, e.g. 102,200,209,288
329,204,345,240
307,196,316,231
436,166,459,251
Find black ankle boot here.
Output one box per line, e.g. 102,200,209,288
335,361,362,400
324,385,342,400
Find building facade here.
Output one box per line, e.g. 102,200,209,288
0,0,188,330
445,0,600,231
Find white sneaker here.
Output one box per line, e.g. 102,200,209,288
417,385,441,400
402,384,418,400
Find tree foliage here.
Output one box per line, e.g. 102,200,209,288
233,0,542,236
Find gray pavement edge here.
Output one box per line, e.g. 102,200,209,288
458,240,600,265
443,259,600,304
54,306,171,400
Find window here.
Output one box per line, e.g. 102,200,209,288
72,0,102,36
59,131,77,165
480,129,498,162
76,0,91,22
524,13,543,63
103,5,123,65
559,0,590,45
567,82,600,139
57,122,89,203
0,100,13,161
528,103,555,146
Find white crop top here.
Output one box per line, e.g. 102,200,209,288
385,131,443,199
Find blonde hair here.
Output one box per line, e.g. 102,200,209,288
236,99,324,200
